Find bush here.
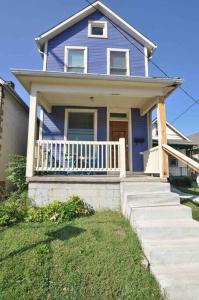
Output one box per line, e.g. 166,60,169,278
26,196,94,223
0,201,27,226
6,155,27,192
170,176,194,187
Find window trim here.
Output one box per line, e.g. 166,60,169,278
107,48,130,76
88,21,108,38
64,108,98,141
64,46,88,74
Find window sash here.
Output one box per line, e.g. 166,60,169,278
66,48,86,73
67,112,95,141
109,50,128,75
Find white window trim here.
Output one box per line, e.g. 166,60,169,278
64,46,88,74
107,107,132,172
88,20,108,38
64,108,97,141
107,48,130,76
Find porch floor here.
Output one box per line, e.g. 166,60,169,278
27,174,167,183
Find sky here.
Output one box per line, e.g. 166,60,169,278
0,0,199,136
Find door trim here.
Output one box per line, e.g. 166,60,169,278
107,107,132,172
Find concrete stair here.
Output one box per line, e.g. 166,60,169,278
121,181,199,300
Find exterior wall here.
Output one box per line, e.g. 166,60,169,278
42,106,107,141
29,182,120,210
0,89,28,182
47,11,146,76
131,108,148,172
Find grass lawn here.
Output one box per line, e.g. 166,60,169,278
0,211,164,300
181,199,199,222
178,186,199,196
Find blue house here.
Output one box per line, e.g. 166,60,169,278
13,1,197,207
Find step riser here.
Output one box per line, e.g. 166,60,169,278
137,228,199,240
127,193,180,208
121,182,171,194
129,207,192,224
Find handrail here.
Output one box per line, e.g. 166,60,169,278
162,144,199,173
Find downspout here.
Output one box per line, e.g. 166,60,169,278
0,84,4,180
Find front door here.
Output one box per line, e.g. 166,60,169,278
109,121,129,170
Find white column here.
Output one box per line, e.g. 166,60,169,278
26,92,38,177
119,138,126,177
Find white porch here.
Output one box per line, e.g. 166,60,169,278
12,70,184,179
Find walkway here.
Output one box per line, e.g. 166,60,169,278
121,181,199,300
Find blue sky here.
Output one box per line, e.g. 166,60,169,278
0,0,198,135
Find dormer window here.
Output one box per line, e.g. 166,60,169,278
107,48,130,76
65,46,88,73
88,21,108,38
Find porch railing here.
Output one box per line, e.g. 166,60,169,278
34,138,126,177
142,146,160,174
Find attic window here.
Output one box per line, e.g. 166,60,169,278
88,21,108,38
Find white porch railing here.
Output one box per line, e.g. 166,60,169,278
142,146,160,174
35,138,126,177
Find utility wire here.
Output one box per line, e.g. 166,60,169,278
85,0,199,123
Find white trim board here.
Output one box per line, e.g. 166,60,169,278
35,1,156,55
107,107,132,172
64,108,97,141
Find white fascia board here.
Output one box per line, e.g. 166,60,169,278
35,1,156,54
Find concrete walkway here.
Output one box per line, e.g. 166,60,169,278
121,181,199,300
171,186,199,204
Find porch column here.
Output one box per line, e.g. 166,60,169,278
157,96,169,178
26,91,38,177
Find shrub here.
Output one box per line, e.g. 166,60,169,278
6,155,27,192
0,201,26,226
170,176,194,187
26,196,94,223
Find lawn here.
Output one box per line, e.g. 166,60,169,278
181,199,199,222
0,211,164,300
178,186,199,196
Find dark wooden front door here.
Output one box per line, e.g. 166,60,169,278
109,121,129,170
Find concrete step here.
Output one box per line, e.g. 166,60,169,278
164,284,199,300
146,246,199,265
127,192,180,208
129,205,192,225
137,221,199,241
142,237,199,249
121,182,171,194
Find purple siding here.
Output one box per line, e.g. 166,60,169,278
131,108,148,172
42,106,107,141
47,11,145,76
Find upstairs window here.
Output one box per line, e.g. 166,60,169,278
88,21,108,38
107,49,130,76
65,47,87,73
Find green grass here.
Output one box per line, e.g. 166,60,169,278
181,199,199,222
178,186,199,196
0,211,163,300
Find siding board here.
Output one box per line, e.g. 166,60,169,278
47,11,145,76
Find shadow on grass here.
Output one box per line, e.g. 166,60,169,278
0,225,85,263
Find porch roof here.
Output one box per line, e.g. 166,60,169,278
12,69,183,115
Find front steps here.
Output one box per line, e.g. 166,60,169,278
121,181,199,300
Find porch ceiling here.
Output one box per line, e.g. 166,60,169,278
12,70,183,115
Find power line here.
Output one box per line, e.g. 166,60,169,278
85,0,199,122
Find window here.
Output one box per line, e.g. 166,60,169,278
66,110,97,141
110,113,128,119
169,155,178,167
88,21,108,38
65,47,87,73
107,49,130,76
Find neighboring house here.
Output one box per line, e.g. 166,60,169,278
152,120,195,176
0,77,29,187
12,1,198,208
189,132,199,162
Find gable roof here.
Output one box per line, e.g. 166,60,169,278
189,132,199,145
0,77,29,112
35,1,157,56
152,119,191,142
